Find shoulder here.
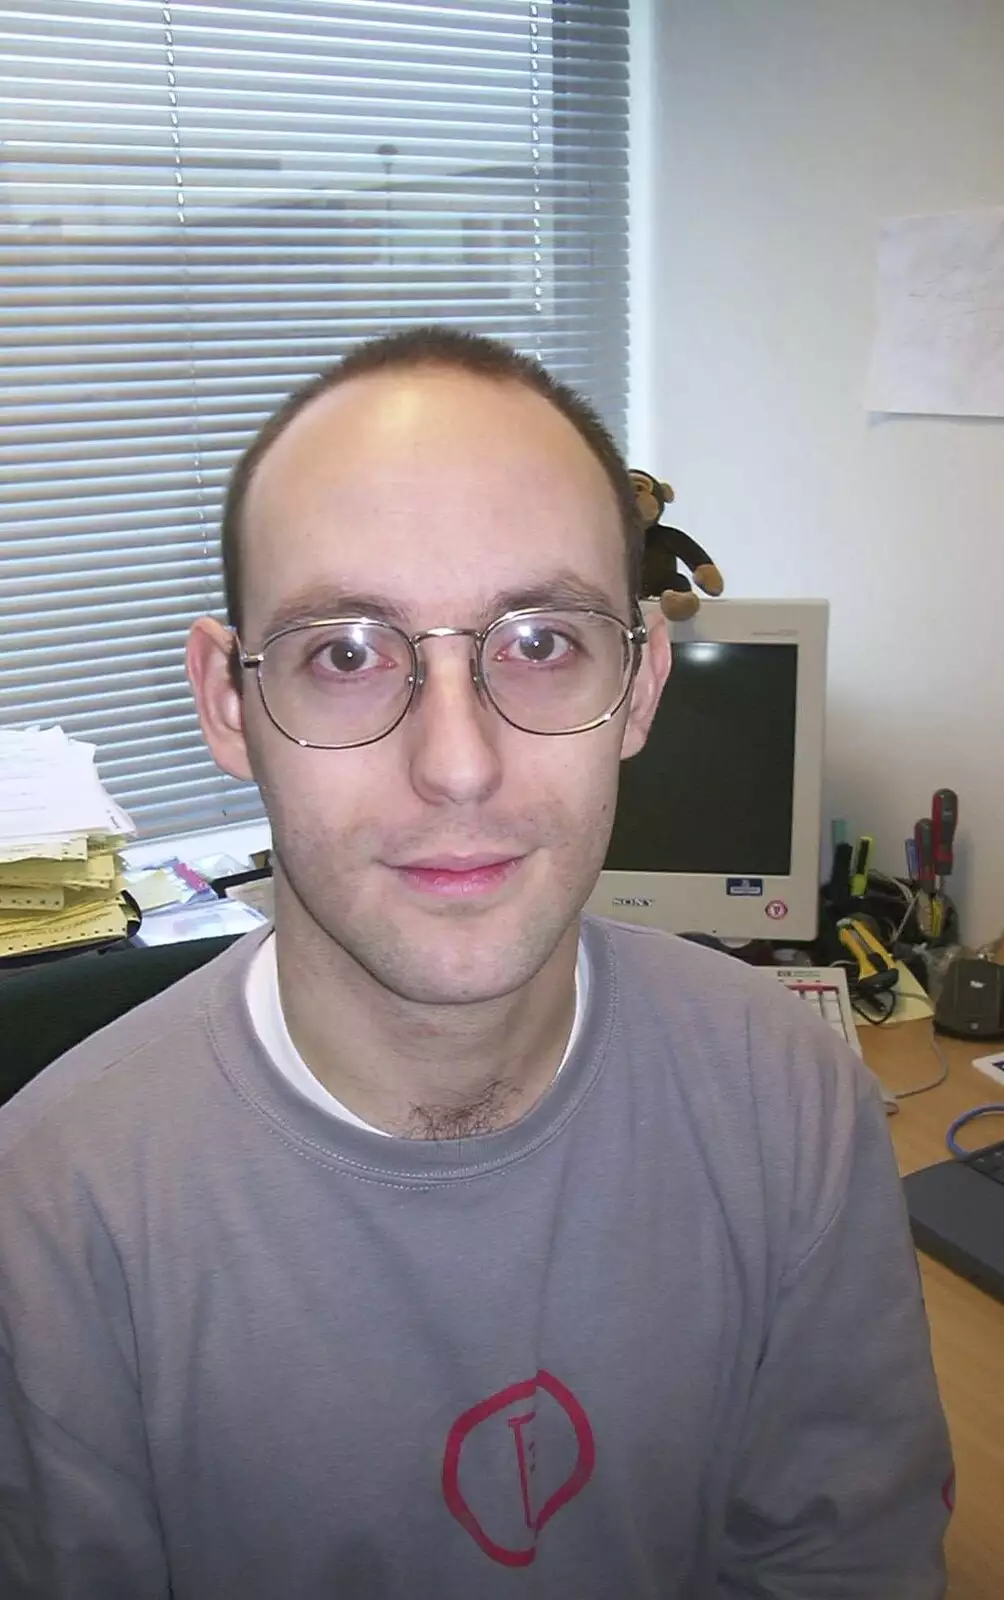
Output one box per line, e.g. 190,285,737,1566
586,912,867,1100
584,915,886,1253
585,912,827,1046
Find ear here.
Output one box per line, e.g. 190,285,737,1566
620,609,670,761
660,481,675,504
185,616,256,782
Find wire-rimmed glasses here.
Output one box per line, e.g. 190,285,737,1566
237,606,648,750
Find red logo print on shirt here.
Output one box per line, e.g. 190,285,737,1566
442,1369,596,1566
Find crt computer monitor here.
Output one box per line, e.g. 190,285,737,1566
586,598,828,943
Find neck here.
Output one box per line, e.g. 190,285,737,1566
270,891,580,1140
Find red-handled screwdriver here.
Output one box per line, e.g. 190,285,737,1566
931,788,958,894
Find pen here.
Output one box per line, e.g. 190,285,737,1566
830,840,853,902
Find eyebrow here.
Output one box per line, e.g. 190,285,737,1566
255,570,624,641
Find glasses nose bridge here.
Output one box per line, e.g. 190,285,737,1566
410,624,485,693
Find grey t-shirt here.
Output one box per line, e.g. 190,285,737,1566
0,917,952,1598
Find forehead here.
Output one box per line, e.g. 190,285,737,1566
240,367,626,634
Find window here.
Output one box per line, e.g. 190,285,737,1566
0,0,629,836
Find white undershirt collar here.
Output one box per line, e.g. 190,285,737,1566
244,932,590,1137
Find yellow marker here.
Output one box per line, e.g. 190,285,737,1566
850,835,874,898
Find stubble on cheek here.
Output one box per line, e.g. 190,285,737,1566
253,733,621,952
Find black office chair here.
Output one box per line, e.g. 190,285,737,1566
0,936,238,1109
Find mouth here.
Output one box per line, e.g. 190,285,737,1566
391,854,527,899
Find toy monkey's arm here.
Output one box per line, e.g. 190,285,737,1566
652,526,724,597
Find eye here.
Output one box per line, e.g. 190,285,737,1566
495,622,577,666
314,636,375,675
301,627,400,679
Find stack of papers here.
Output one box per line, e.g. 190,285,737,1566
0,727,136,959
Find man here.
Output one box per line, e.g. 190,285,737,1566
0,327,951,1597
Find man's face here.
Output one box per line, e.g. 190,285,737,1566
195,368,668,1005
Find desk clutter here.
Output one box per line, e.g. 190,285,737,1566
121,854,271,946
821,788,1004,1046
816,790,1004,1305
0,727,136,960
0,727,271,963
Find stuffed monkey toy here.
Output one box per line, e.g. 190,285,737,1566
630,469,724,622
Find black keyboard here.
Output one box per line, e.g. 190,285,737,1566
967,1140,1004,1185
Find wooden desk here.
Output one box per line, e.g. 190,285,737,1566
861,1020,1004,1599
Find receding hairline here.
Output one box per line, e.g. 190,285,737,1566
221,330,644,636
242,359,619,519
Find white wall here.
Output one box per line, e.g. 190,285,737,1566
633,0,1004,944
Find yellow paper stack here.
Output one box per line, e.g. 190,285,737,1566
0,836,132,959
0,727,136,960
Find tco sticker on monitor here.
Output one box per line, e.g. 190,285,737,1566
726,878,763,898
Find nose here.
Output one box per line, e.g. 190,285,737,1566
404,635,503,807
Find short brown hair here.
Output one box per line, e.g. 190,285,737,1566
220,324,642,636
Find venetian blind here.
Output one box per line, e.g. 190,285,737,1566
0,0,629,835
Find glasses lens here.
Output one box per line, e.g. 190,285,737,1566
482,610,634,733
258,621,413,747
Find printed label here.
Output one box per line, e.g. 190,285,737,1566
726,877,763,898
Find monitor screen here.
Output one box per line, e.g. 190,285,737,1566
587,599,828,943
605,641,797,877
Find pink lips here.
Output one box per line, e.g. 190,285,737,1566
393,855,525,898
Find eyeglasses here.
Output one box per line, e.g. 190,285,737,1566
237,606,648,750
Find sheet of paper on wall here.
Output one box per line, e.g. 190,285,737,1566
865,207,1004,417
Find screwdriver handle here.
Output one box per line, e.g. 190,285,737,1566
931,788,958,877
914,818,935,892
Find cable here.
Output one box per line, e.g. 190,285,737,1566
870,868,919,934
894,1024,951,1100
945,1103,1004,1159
861,869,917,945
891,888,922,945
821,949,947,1103
851,987,897,1025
